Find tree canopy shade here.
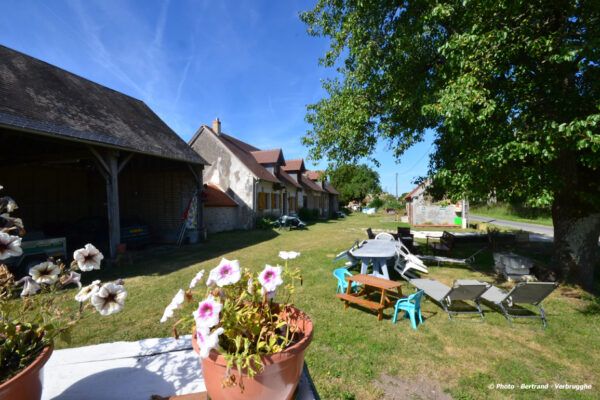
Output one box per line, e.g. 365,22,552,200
301,0,600,289
328,164,381,204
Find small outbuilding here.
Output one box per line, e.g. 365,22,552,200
0,45,208,258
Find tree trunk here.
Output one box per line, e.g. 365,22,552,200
552,196,600,292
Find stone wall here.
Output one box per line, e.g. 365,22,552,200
204,206,239,233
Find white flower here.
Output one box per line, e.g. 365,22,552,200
206,258,241,287
0,232,22,260
160,289,185,323
61,271,82,288
16,276,40,297
189,269,205,289
278,251,300,260
193,295,222,328
91,282,127,315
75,280,101,302
196,327,224,359
247,278,254,295
28,262,60,285
73,244,104,271
258,264,283,293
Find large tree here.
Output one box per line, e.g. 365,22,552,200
301,1,600,289
328,164,381,204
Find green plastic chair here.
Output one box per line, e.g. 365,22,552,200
333,268,360,294
392,290,424,330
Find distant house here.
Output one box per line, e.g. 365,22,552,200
189,120,301,230
0,45,208,258
404,181,468,228
189,120,340,230
304,170,340,216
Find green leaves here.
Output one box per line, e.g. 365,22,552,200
302,0,600,210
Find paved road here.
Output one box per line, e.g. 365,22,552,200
470,215,554,237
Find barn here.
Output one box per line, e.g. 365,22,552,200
0,45,208,259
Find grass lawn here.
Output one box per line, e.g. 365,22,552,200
44,213,598,399
471,204,553,227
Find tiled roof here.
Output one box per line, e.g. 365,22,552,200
251,149,284,165
305,170,323,181
283,159,305,172
202,184,238,207
300,174,325,192
0,45,206,165
277,169,302,189
324,182,340,195
205,128,279,183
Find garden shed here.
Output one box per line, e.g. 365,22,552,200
0,45,208,258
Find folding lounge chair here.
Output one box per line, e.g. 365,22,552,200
334,241,362,268
481,281,558,328
410,279,490,319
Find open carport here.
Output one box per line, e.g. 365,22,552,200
0,45,207,261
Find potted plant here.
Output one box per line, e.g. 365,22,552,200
161,250,312,400
0,187,128,400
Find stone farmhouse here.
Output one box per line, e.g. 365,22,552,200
189,120,339,232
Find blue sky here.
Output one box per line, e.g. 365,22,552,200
1,0,433,195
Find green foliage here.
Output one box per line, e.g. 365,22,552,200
327,164,382,203
298,207,320,221
0,319,46,382
256,216,276,230
300,0,600,208
169,259,304,387
301,0,600,283
0,188,126,383
367,197,384,209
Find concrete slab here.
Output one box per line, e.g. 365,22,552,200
42,336,319,400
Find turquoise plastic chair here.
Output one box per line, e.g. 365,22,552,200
392,290,424,330
333,268,360,294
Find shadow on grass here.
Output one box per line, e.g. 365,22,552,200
84,228,281,282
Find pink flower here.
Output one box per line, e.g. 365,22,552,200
258,264,283,293
206,258,241,287
193,295,222,328
196,326,224,359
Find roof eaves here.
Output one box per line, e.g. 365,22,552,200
0,112,208,165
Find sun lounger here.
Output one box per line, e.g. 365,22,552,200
481,282,558,327
410,279,490,319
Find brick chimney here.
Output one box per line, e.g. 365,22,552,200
212,118,221,135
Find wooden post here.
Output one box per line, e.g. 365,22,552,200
89,147,123,259
106,152,121,259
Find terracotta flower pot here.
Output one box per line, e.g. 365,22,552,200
192,307,313,400
0,346,53,400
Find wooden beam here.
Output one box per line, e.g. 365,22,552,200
88,146,110,175
118,153,134,174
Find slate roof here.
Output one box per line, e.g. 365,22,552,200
283,159,305,172
0,45,206,165
251,149,284,165
202,184,238,207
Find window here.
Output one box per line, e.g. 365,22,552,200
271,193,277,209
258,192,266,210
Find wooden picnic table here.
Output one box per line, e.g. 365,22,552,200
336,274,402,321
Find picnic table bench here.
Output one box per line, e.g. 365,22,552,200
336,274,402,321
